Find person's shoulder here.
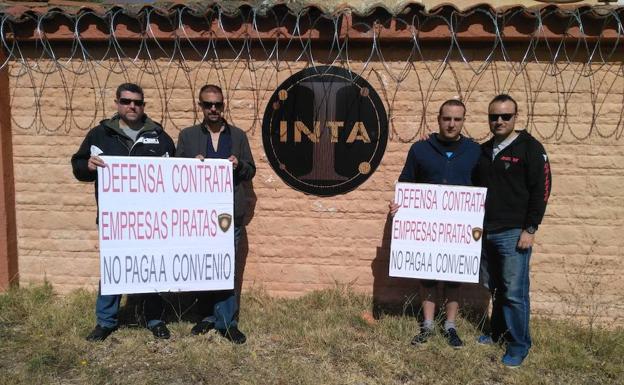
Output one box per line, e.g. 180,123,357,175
227,123,251,142
227,123,246,135
518,130,546,152
480,136,494,149
179,123,202,136
409,137,430,150
85,119,112,137
461,136,480,149
159,129,175,142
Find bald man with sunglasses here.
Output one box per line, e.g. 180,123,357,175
71,82,176,342
475,94,552,368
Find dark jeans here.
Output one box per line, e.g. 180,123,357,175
95,288,164,329
482,228,532,358
200,225,242,330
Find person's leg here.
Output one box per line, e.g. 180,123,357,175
420,279,436,325
87,282,121,341
442,282,463,348
141,293,165,327
95,284,121,329
487,228,532,363
443,282,460,324
140,293,170,339
412,280,436,345
213,225,242,329
499,230,532,360
194,226,245,343
191,300,217,335
484,233,505,343
213,289,238,329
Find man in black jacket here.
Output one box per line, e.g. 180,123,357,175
476,94,552,367
71,83,176,342
176,84,255,344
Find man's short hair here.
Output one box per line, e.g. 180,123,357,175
489,94,518,113
116,83,144,100
438,99,466,116
198,84,223,99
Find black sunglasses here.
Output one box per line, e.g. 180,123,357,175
488,113,515,122
118,98,145,107
199,101,224,109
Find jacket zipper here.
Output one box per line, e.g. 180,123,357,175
115,130,154,155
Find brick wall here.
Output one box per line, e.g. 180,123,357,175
9,46,624,323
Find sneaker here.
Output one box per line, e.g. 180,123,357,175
443,328,464,349
217,326,246,344
477,335,494,345
85,324,117,342
410,327,434,345
502,353,524,368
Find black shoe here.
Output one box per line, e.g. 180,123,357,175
443,328,464,349
191,320,216,336
86,325,117,342
217,326,246,344
411,327,434,345
149,322,171,339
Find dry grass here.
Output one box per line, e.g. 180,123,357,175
1,283,623,385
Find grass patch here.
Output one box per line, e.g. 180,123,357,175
1,284,623,384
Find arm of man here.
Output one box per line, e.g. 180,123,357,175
390,145,420,216
71,129,99,182
398,145,420,183
233,133,256,182
164,133,176,158
518,140,552,249
175,130,187,158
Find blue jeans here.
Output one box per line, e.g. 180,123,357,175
200,225,242,330
95,288,164,329
482,228,532,358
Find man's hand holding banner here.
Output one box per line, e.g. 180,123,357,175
389,183,487,283
97,156,234,295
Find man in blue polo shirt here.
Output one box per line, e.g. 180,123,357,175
390,99,480,348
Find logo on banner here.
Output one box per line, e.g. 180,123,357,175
472,227,483,241
262,66,388,196
218,213,232,232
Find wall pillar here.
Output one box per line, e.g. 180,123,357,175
0,47,18,291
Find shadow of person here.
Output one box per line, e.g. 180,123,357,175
371,213,420,319
371,212,492,332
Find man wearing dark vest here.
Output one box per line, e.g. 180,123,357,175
176,84,256,344
476,94,552,368
390,99,480,348
71,83,176,341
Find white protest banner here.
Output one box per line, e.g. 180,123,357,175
389,183,487,283
98,156,234,295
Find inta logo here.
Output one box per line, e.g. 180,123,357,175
262,66,388,196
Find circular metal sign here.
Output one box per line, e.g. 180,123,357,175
262,66,388,196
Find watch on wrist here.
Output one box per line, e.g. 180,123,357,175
525,226,537,234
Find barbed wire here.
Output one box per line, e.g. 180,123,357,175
1,5,623,141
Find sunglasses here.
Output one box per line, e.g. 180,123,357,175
488,113,515,122
118,98,145,107
199,101,224,110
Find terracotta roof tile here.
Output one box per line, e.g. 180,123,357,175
0,1,622,41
